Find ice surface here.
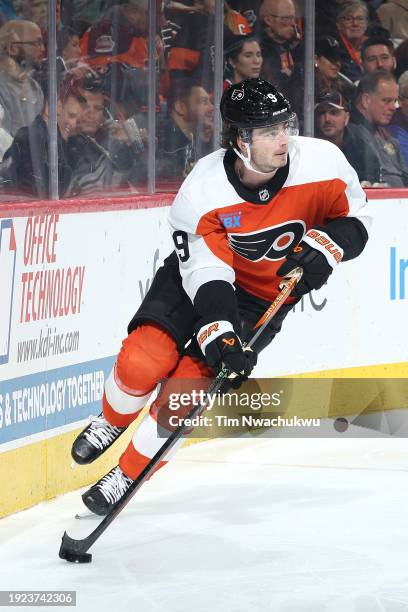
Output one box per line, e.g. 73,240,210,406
1,435,408,612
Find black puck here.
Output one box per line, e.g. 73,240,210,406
334,417,349,433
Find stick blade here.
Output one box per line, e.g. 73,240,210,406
59,531,92,564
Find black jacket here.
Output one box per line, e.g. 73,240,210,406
1,115,73,198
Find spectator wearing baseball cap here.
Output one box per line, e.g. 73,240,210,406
287,34,355,130
315,35,356,101
315,89,380,186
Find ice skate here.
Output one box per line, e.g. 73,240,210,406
71,413,127,465
81,465,133,516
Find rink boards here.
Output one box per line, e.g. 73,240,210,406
0,192,407,517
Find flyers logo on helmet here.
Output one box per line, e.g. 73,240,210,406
228,220,306,262
231,89,244,101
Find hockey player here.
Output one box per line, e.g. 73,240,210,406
71,78,371,516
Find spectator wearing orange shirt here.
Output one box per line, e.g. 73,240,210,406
80,0,151,72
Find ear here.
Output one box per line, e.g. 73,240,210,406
263,14,274,28
236,134,248,156
344,111,350,127
392,57,397,70
360,92,370,111
8,41,18,58
173,99,186,116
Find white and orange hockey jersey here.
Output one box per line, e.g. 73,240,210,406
168,136,371,308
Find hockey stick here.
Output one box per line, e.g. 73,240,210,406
59,267,302,563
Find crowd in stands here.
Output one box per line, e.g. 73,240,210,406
1,0,408,198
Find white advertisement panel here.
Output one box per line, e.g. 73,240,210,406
0,198,406,450
0,206,173,450
256,198,408,376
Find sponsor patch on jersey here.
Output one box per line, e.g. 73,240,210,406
219,211,242,228
228,220,306,262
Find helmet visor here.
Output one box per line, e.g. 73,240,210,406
238,113,299,142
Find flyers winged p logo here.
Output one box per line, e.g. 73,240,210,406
228,220,306,262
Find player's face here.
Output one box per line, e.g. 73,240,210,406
315,55,341,81
249,123,289,172
362,45,396,74
231,41,263,81
78,90,105,136
365,80,398,126
316,105,349,139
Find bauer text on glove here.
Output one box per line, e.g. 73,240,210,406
277,228,344,296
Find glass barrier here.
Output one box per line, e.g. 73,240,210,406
0,0,407,201
0,17,47,200
311,0,408,188
155,0,218,191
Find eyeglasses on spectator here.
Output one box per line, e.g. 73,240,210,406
340,16,367,24
269,14,296,23
12,40,44,48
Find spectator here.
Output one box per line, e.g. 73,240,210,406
227,0,262,34
287,34,356,129
259,0,303,95
157,78,214,181
336,0,369,83
315,89,380,185
377,0,408,43
1,78,85,197
57,27,82,66
316,0,380,39
80,0,152,72
315,35,356,98
224,36,263,88
224,1,252,35
350,70,408,186
0,20,45,136
388,70,408,165
165,0,250,88
361,35,396,74
66,76,146,196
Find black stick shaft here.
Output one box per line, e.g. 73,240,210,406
59,270,302,556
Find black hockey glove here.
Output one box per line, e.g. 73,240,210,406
277,228,344,297
197,321,257,389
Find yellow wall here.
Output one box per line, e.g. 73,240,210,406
1,362,407,519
